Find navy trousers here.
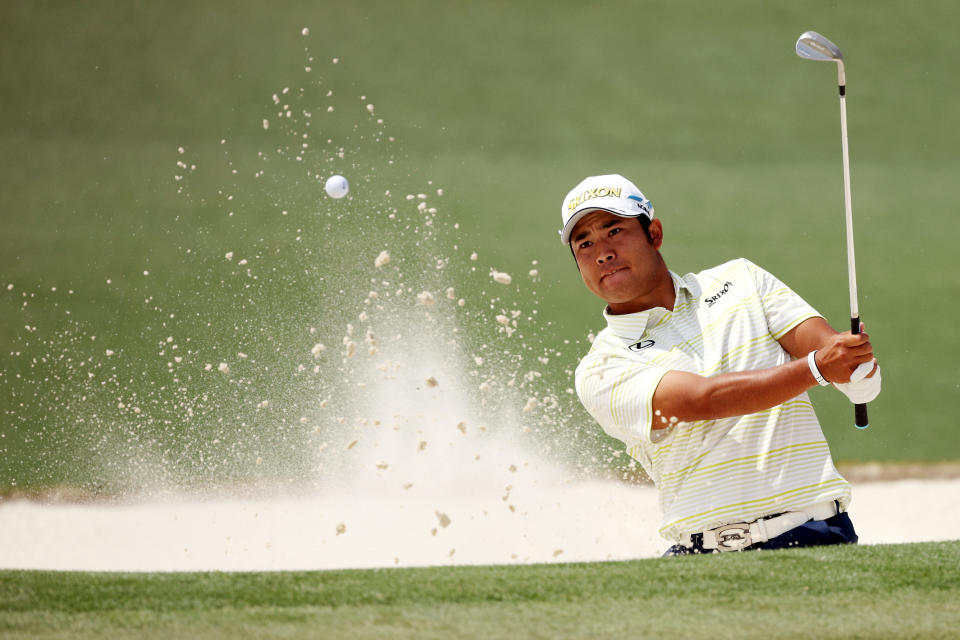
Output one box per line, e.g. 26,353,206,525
663,508,858,556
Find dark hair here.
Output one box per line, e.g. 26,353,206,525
635,215,653,241
568,216,653,260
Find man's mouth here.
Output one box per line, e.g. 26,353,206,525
600,266,627,281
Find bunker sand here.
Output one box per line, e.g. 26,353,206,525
1,477,957,571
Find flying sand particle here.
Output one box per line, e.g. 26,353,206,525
425,376,439,388
311,343,326,358
456,422,467,435
218,362,230,374
301,27,310,36
417,291,435,306
336,523,346,536
491,269,512,285
435,511,451,528
346,440,358,450
374,250,390,268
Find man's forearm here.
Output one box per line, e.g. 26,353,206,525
778,317,838,360
652,317,876,424
652,359,816,423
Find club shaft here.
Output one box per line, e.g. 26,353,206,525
838,68,869,429
838,84,858,320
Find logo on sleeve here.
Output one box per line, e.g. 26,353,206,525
704,281,734,307
628,339,656,352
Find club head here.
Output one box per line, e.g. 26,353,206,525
796,31,843,62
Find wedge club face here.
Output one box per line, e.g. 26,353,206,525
796,31,843,62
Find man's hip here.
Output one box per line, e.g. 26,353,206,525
664,500,857,556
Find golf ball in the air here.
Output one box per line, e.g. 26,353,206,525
325,175,349,199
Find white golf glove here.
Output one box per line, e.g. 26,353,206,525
832,360,881,404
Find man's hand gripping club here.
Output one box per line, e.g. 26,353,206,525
813,323,881,404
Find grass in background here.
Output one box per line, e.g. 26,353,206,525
2,0,960,493
2,541,959,639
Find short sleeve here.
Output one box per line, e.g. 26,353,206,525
743,259,821,339
575,350,670,445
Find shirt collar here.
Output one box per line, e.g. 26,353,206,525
602,271,693,339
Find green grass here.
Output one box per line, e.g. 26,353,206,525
2,0,960,492
2,541,959,639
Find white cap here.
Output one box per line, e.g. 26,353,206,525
559,174,654,244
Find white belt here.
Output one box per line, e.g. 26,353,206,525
679,501,839,552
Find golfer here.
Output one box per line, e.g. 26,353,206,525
561,174,881,554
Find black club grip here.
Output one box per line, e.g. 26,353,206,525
851,316,869,429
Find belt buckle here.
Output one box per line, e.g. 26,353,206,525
714,523,752,552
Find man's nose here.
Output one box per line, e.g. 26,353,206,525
596,250,615,265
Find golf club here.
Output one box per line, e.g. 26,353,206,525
795,30,869,429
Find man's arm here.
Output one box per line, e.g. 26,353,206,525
650,317,875,425
778,316,838,357
778,316,878,382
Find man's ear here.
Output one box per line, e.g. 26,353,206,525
649,218,664,250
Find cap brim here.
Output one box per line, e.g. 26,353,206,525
560,207,645,244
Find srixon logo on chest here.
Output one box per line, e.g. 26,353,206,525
704,281,734,307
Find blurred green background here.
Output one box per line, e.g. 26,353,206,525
2,0,958,492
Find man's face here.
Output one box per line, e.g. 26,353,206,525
570,210,665,314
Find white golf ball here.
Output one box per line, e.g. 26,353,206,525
325,175,349,199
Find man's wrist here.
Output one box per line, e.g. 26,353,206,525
807,350,830,386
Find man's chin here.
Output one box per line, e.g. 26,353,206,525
598,276,636,299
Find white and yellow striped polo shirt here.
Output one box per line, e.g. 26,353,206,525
575,258,851,542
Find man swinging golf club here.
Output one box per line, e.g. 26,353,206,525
561,174,881,554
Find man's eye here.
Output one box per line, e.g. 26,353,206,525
578,241,592,250
609,227,622,236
